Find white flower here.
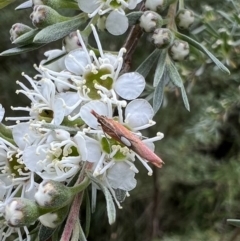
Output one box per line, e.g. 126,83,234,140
8,73,82,125
22,129,101,181
77,0,143,35
64,25,145,103
0,123,38,196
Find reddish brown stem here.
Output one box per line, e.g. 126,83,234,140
122,3,145,73
60,162,93,241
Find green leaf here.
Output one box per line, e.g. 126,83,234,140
38,225,56,241
153,70,167,113
217,10,234,23
153,49,167,87
166,58,190,111
227,219,240,227
0,43,45,56
0,0,15,9
78,220,87,241
166,57,183,88
86,172,116,225
174,31,230,74
33,13,88,44
180,85,190,111
126,11,143,26
101,185,116,225
136,49,161,78
13,29,40,45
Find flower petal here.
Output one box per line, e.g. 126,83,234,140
114,72,145,100
12,123,38,149
78,0,100,13
125,99,154,128
23,146,45,172
106,11,128,36
80,101,108,129
86,138,102,162
107,162,137,191
65,49,89,75
53,98,65,125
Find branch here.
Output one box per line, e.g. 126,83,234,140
122,2,145,73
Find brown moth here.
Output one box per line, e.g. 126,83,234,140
91,110,164,168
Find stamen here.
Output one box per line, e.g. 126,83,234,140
91,24,104,57
76,30,92,64
135,154,153,176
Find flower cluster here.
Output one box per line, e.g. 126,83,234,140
0,25,163,240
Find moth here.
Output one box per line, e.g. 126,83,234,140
91,110,164,168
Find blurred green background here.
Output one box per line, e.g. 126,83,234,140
1,1,240,241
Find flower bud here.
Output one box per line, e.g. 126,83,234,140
39,204,69,228
9,23,33,42
169,40,189,61
139,11,163,33
145,0,177,12
35,180,72,209
63,32,81,53
151,28,174,49
4,198,40,227
30,5,70,29
175,9,195,30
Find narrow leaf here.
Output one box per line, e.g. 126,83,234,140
227,219,240,227
15,0,31,10
126,11,143,26
87,172,116,225
180,85,190,111
136,49,161,78
101,185,116,225
13,29,39,45
166,58,190,111
38,225,56,241
174,31,230,74
217,10,234,23
0,43,45,56
78,220,87,241
33,13,88,44
166,58,183,88
0,0,15,9
153,70,167,113
153,49,167,87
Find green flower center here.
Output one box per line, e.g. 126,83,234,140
8,154,29,178
101,137,127,160
84,67,113,99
